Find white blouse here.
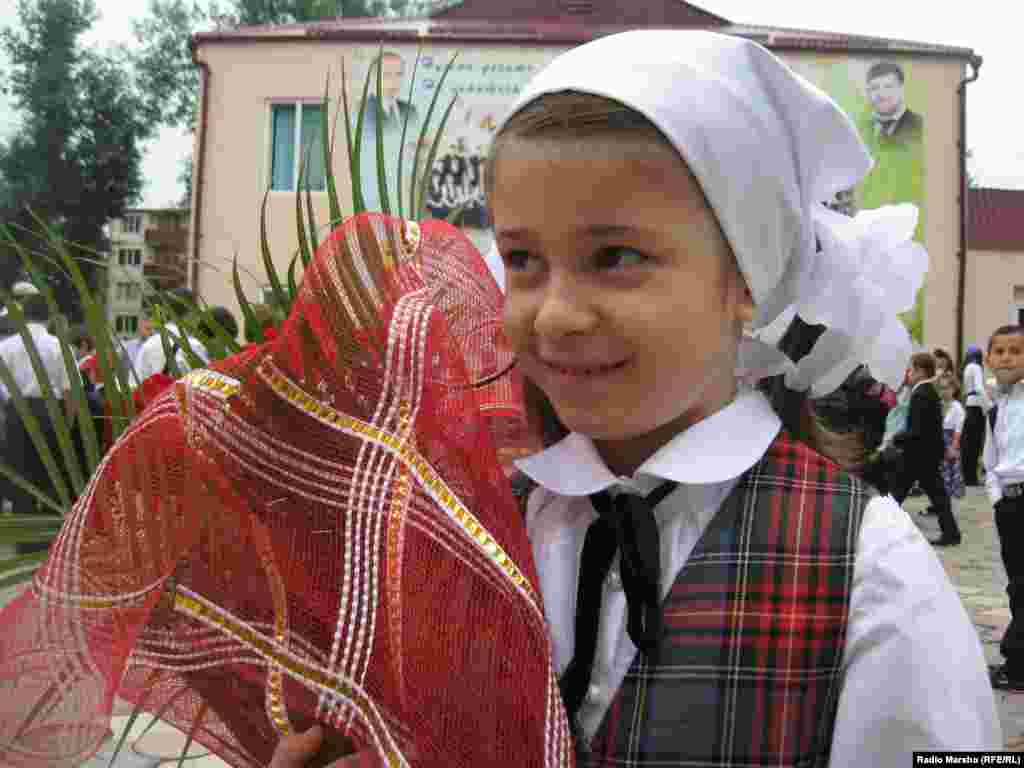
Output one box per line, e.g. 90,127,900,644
944,400,966,434
963,362,991,410
516,389,1000,764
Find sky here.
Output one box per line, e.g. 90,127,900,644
0,0,1019,207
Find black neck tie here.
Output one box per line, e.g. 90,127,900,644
559,480,677,724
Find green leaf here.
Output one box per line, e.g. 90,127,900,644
2,226,105,480
417,94,459,221
446,201,469,226
411,51,460,218
106,668,165,767
260,185,290,315
51,317,101,477
295,151,313,269
0,550,49,587
304,150,321,254
350,54,375,215
0,281,84,501
232,255,260,347
130,684,209,761
0,461,64,515
0,513,63,545
287,253,300,302
21,214,135,452
0,299,72,510
176,700,209,767
374,44,391,217
322,73,343,227
396,46,423,221
340,56,361,215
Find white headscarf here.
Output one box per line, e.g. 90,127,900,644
496,30,927,396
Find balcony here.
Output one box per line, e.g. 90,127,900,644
144,228,188,251
144,259,189,292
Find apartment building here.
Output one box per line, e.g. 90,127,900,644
106,208,190,337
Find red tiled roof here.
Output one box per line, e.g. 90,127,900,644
191,2,974,57
969,188,1024,251
721,23,975,58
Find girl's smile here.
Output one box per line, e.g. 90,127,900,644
491,130,754,473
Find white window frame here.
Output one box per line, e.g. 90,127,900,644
115,315,138,334
124,215,142,234
268,101,327,193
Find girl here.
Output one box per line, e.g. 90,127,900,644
939,373,967,503
280,30,999,767
962,344,991,485
934,347,955,376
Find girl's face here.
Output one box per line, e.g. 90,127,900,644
492,132,753,467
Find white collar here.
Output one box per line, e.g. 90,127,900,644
514,388,781,496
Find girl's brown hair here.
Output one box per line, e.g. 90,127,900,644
490,92,869,474
937,373,962,400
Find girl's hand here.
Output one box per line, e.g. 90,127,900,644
946,446,960,462
270,726,385,768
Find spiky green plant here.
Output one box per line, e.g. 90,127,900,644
0,49,460,764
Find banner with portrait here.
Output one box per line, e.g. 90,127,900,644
786,55,927,341
342,46,562,230
342,46,927,340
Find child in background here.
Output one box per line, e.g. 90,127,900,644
938,373,966,506
983,325,1024,691
963,344,991,485
892,353,960,545
934,347,954,377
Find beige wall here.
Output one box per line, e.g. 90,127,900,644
965,248,1024,353
193,40,967,355
904,57,964,355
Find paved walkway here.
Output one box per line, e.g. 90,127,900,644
903,486,1024,750
2,487,1022,763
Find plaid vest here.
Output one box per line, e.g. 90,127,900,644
580,432,871,767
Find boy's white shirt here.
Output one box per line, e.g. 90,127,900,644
517,388,1000,759
964,362,992,411
984,381,1024,505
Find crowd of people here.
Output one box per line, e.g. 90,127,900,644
0,284,242,533
0,29,1021,768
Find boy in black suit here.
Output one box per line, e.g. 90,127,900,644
892,352,961,546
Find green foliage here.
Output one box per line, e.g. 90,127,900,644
129,0,439,136
130,0,212,131
1,0,153,308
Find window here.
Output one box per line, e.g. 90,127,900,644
118,249,142,267
115,315,139,334
116,282,141,300
123,215,142,234
270,103,325,192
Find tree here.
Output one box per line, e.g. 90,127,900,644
132,0,458,136
0,0,153,311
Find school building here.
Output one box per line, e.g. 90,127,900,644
188,0,987,362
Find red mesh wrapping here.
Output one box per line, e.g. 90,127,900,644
0,214,571,767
